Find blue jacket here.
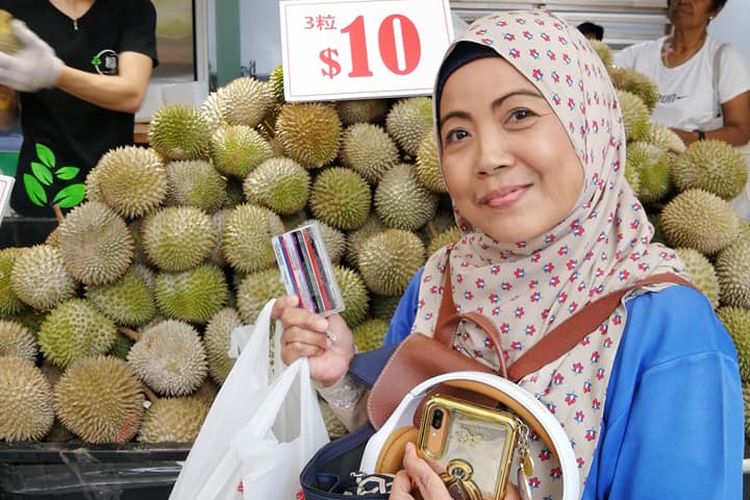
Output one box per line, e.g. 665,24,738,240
384,268,743,499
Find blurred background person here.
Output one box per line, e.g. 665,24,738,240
577,21,604,41
614,0,749,148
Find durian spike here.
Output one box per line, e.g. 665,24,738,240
52,205,65,225
118,326,142,342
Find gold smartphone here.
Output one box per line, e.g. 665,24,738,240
416,394,521,500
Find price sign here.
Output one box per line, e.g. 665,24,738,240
279,0,454,102
0,175,15,227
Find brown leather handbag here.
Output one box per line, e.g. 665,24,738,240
367,259,691,431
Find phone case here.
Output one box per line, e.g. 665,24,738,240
417,394,520,500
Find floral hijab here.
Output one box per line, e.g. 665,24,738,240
413,10,685,497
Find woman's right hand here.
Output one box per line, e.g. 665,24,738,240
272,295,355,387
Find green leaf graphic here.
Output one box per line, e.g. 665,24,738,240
31,162,53,186
52,183,86,208
35,144,56,168
23,174,48,207
56,166,80,181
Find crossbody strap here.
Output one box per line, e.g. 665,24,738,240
431,254,692,382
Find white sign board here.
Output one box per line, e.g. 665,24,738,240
279,0,454,102
0,175,14,226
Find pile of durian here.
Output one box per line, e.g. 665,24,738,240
1,44,749,445
593,41,750,437
0,67,455,444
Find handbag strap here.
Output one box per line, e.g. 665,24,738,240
432,256,692,382
434,259,509,378
506,272,692,381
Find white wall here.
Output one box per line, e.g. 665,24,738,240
708,0,750,70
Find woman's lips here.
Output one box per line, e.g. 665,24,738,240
479,185,532,208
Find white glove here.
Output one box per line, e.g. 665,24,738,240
0,20,63,92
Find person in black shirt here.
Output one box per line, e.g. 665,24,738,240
0,0,157,226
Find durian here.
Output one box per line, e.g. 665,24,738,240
0,248,25,316
345,215,385,269
645,124,686,154
386,97,433,157
275,103,342,168
0,320,37,361
370,294,402,322
55,356,144,443
217,77,275,128
609,67,658,112
661,189,739,255
199,91,224,131
59,201,134,286
39,299,117,368
93,146,168,218
340,123,399,183
243,157,310,215
336,99,389,126
358,230,425,296
375,163,438,231
427,227,461,255
165,160,227,212
333,265,369,328
590,40,612,68
309,168,371,231
194,379,218,406
715,239,750,308
210,125,272,178
86,266,156,327
268,64,285,104
0,357,54,441
154,264,229,324
717,307,750,381
138,397,209,443
0,10,19,54
416,133,446,192
674,248,720,308
236,269,284,325
616,89,650,142
222,204,284,273
352,318,389,352
127,320,208,396
149,105,212,161
671,140,748,200
10,246,76,311
626,142,671,203
142,206,217,272
204,308,242,384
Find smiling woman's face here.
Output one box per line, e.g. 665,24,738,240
438,56,584,244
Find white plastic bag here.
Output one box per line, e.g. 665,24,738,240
169,299,330,500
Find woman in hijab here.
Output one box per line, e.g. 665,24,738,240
274,10,743,499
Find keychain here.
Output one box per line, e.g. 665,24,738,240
515,423,534,500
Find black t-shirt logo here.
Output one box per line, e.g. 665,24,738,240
91,49,118,75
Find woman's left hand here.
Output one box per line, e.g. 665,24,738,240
389,442,522,500
390,442,451,499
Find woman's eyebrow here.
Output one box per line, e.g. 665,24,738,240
440,89,545,128
490,89,545,112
